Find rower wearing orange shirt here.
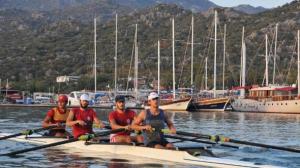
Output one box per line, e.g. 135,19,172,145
42,95,70,137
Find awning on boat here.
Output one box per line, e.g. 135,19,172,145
231,86,252,90
274,87,297,91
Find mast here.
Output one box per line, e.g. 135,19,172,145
297,30,300,96
134,24,138,99
265,34,269,86
172,18,176,100
94,18,97,93
114,13,118,96
222,24,226,91
240,26,245,87
241,39,246,98
191,15,194,88
273,23,278,84
205,57,208,90
158,40,160,95
213,10,217,98
0,78,1,98
5,79,8,98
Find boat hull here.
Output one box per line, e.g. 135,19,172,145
145,98,191,111
189,98,230,112
2,135,279,168
231,98,300,113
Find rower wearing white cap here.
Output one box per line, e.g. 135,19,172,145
66,93,105,138
132,92,176,149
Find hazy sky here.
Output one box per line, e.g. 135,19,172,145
210,0,295,8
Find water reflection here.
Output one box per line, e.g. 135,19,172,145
0,107,300,167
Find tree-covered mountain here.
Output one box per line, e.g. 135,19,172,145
0,1,299,93
232,4,267,14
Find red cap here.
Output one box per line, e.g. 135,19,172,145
58,95,68,103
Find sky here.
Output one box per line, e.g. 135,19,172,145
209,0,295,8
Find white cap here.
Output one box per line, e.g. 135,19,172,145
80,94,90,101
148,92,159,100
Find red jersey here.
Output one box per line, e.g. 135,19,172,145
71,108,97,138
109,110,136,136
46,107,69,130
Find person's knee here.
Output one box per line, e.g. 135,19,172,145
166,143,174,149
125,136,132,143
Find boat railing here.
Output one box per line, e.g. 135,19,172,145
245,94,299,101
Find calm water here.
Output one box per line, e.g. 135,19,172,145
0,107,300,168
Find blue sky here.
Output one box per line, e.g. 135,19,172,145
210,0,294,8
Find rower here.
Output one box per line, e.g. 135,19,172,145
108,95,143,143
66,94,105,138
42,94,70,137
132,92,176,149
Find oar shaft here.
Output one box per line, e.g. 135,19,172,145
2,138,78,156
0,133,23,140
177,131,300,153
0,125,60,140
176,131,211,139
229,139,300,153
1,128,125,156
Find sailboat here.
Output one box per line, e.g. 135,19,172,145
231,28,300,114
145,18,191,111
189,11,230,112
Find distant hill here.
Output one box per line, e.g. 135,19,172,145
233,4,268,14
0,0,217,12
0,1,299,92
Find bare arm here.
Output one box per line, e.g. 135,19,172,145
42,116,56,128
110,118,130,130
131,111,151,131
66,110,86,127
93,116,105,128
164,112,176,134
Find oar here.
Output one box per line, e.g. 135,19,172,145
0,125,61,140
165,134,239,149
1,128,125,156
176,131,300,153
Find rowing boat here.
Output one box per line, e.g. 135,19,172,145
0,134,281,168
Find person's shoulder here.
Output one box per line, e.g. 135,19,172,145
126,109,136,114
109,110,117,116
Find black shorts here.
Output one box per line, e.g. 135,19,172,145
44,129,66,136
147,139,169,147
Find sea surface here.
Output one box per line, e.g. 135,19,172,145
0,107,300,168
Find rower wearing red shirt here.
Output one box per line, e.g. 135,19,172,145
66,94,105,138
42,94,70,137
109,95,143,143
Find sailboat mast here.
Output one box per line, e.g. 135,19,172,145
241,39,246,98
205,57,208,90
213,10,217,98
191,15,194,88
273,23,278,84
94,18,97,93
134,24,138,99
265,34,269,86
172,18,176,100
158,40,160,95
114,13,118,96
222,24,226,91
240,26,245,87
297,30,300,96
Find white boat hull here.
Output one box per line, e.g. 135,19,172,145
2,134,280,168
145,98,191,111
231,98,300,113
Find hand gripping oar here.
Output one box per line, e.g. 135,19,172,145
175,131,300,153
1,128,125,156
0,125,62,140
